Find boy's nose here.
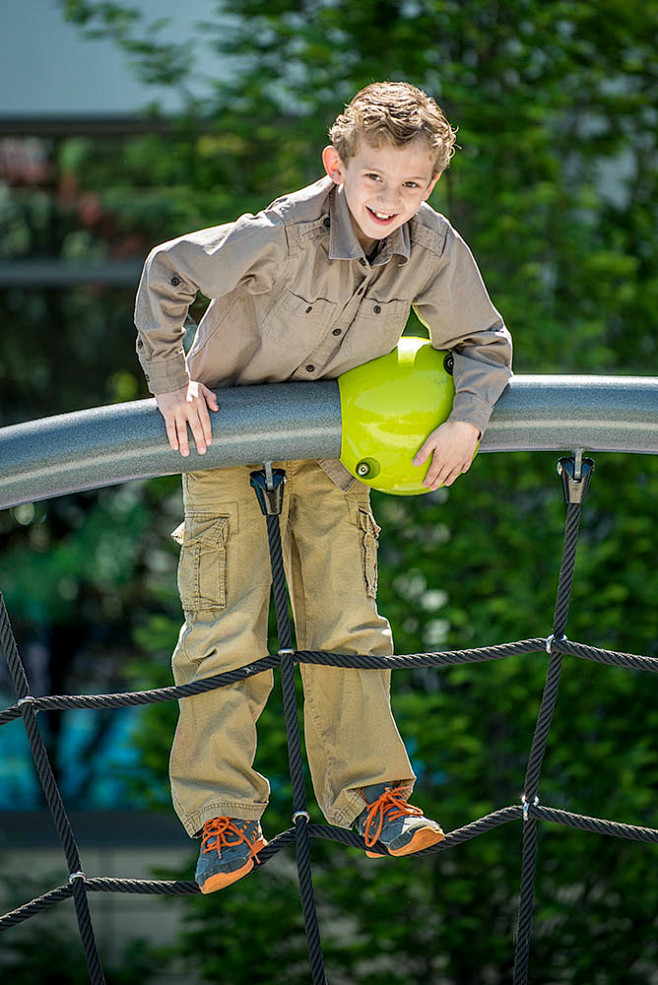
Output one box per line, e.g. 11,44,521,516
375,193,400,214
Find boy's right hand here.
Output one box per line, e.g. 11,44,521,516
155,381,219,457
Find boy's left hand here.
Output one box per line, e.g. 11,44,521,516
413,420,480,490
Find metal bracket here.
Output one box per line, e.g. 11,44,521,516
545,633,567,654
521,794,539,821
556,454,594,504
250,463,287,516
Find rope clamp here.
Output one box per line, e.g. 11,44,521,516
556,455,595,505
250,464,287,516
292,811,310,824
546,634,567,654
16,696,35,708
521,795,539,821
68,870,87,885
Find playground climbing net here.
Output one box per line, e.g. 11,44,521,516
1,454,657,985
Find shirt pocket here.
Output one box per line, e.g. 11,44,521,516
261,289,338,348
172,512,230,613
341,297,411,362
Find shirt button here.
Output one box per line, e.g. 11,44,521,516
137,338,144,349
359,258,366,266
323,216,330,228
332,329,341,336
374,305,382,314
306,364,315,373
305,306,313,313
170,275,181,286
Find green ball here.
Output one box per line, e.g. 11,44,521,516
339,337,457,496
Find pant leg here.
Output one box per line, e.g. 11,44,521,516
283,460,415,828
169,465,285,836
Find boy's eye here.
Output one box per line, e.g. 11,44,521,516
404,181,420,189
365,173,382,181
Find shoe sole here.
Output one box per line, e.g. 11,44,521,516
198,837,267,894
366,826,444,859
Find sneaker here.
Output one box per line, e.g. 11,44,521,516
354,783,444,858
195,817,267,893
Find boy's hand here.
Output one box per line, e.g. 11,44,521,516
155,381,219,457
413,420,480,490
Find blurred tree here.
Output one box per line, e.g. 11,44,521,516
1,0,657,981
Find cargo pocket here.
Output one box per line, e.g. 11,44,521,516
172,513,230,613
357,506,381,599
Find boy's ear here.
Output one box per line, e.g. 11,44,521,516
322,145,346,185
424,172,441,200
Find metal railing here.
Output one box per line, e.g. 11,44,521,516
1,374,657,510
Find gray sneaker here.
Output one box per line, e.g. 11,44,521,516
195,817,267,893
354,783,444,858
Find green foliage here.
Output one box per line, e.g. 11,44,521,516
0,930,161,985
1,0,657,982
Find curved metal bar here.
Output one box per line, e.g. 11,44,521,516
0,375,656,510
0,382,342,510
482,375,658,455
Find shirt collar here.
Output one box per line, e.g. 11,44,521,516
328,184,411,264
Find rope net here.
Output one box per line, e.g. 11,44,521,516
1,454,657,985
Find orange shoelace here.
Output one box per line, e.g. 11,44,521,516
201,817,263,864
361,784,423,849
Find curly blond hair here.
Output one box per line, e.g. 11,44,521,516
328,81,457,175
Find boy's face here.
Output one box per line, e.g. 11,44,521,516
322,136,440,253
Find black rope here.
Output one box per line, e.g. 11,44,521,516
551,503,582,641
0,654,281,725
0,641,548,727
0,596,106,985
7,636,657,729
3,804,656,935
258,472,327,985
1,455,658,985
553,637,658,673
513,466,589,985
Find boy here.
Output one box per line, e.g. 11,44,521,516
134,82,512,894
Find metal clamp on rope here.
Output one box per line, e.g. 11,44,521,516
292,811,310,824
68,870,87,885
556,453,595,505
278,648,296,668
250,462,287,516
16,695,35,707
521,794,539,821
545,633,567,654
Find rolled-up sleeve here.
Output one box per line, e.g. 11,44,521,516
134,212,287,394
413,225,513,435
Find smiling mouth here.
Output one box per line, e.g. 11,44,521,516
367,207,397,223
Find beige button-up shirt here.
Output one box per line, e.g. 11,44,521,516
135,176,512,488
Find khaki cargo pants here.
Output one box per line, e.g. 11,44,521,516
169,459,414,837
